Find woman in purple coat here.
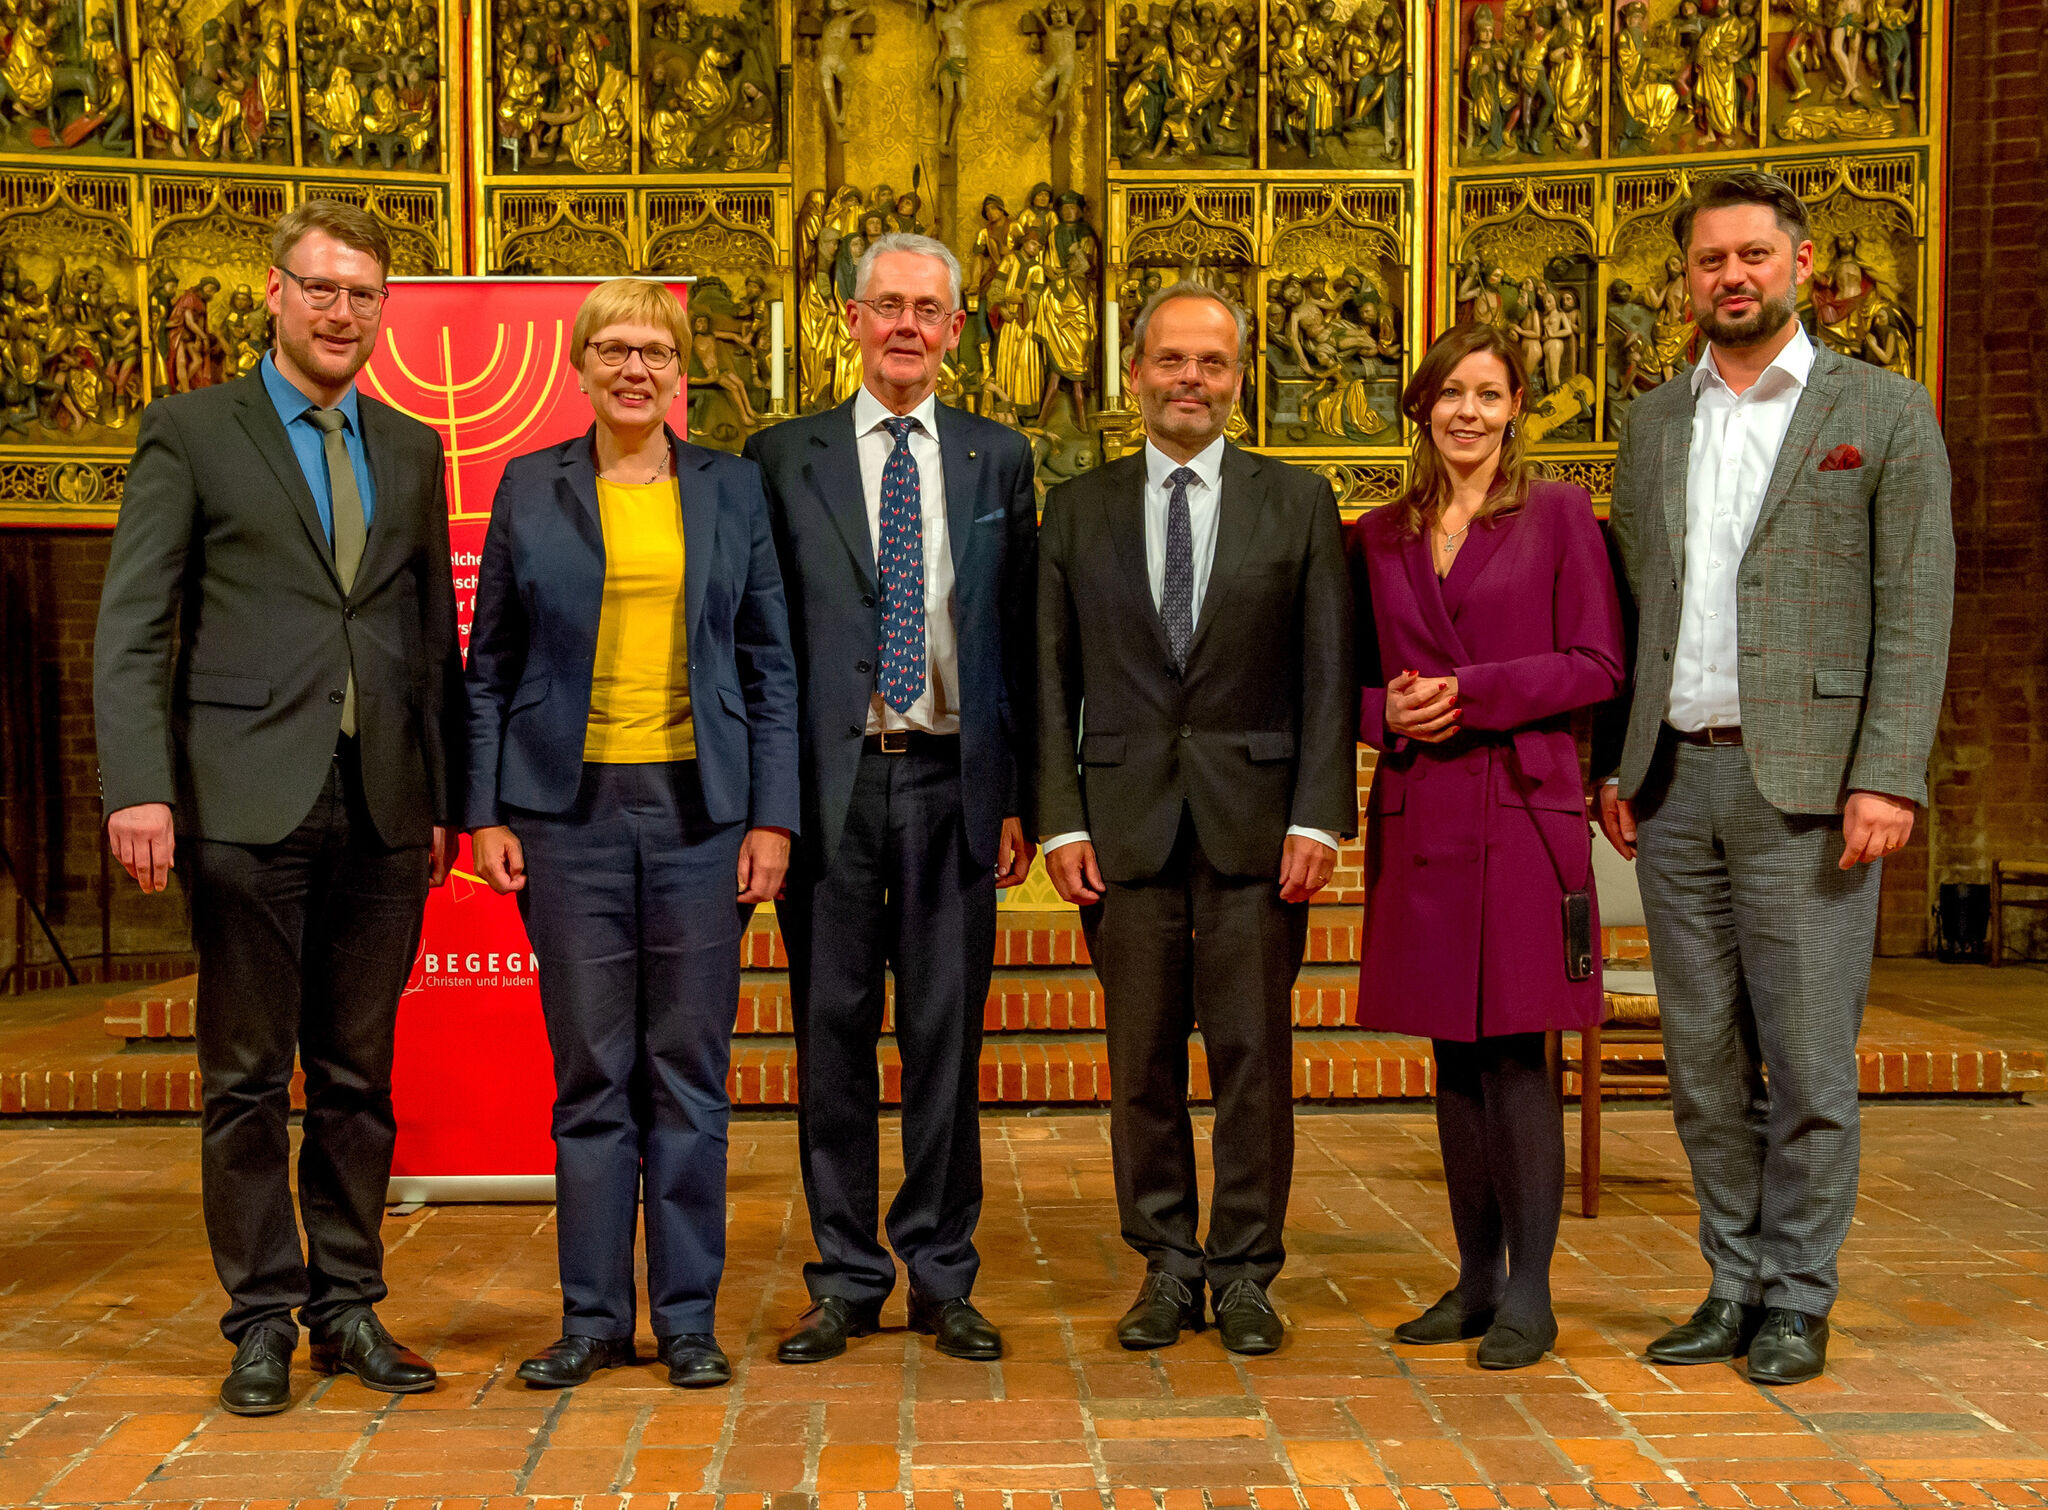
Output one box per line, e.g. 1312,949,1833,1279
1350,323,1624,1368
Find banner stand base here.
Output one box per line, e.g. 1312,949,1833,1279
386,1175,557,1205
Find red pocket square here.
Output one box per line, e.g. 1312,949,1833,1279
1818,443,1864,472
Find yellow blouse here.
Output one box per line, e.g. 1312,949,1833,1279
584,476,696,763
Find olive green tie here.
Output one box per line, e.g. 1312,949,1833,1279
309,408,364,737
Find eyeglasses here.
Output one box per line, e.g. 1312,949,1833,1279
855,296,954,328
279,265,388,318
1142,351,1239,379
590,339,679,370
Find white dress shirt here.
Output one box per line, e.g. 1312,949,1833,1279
1667,322,1815,732
853,385,958,735
1045,436,1337,857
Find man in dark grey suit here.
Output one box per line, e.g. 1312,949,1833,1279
1597,171,1954,1385
1037,283,1355,1356
94,202,462,1414
743,233,1037,1365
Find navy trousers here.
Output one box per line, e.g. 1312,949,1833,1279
511,760,745,1340
779,737,996,1307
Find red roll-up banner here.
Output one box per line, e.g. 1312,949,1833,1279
359,277,690,1197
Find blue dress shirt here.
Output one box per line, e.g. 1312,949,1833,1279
260,352,377,541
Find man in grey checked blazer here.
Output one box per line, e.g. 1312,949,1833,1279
1596,171,1953,1386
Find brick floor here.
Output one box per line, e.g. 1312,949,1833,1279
3,1096,2048,1508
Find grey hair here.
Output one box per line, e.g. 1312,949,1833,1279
1128,280,1249,363
854,232,963,311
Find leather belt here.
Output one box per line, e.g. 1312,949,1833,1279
864,730,959,756
1667,723,1743,747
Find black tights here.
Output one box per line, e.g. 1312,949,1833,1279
1432,1033,1564,1320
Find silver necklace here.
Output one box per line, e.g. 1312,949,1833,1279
600,452,670,485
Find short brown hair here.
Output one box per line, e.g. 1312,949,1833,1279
1394,322,1538,539
570,277,690,366
270,200,392,279
1672,169,1812,256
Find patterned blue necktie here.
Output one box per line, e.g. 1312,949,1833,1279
1162,465,1197,670
877,415,926,713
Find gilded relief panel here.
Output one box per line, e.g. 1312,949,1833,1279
0,170,142,448
1600,164,1699,442
1263,182,1408,447
1451,0,1605,168
1266,0,1415,170
1608,0,1762,158
642,0,784,174
0,0,132,160
486,0,634,173
1780,151,1923,380
642,184,787,447
144,175,284,395
1448,174,1597,443
1765,0,1922,148
1108,0,1256,170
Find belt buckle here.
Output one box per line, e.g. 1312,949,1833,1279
1703,724,1740,746
879,729,910,755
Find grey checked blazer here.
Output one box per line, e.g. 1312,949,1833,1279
1603,342,1954,814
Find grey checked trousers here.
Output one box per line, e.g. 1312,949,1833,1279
1633,740,1881,1317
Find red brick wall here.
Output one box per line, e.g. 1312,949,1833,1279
0,532,190,972
1909,0,2048,959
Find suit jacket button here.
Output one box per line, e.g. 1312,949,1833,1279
848,723,861,737
344,608,356,620
856,660,872,673
1179,724,1192,739
1662,650,1672,661
862,594,876,607
1414,855,1428,867
329,690,345,704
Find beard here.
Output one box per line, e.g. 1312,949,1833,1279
1695,284,1799,348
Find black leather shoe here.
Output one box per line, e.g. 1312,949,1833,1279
1393,1290,1496,1346
657,1334,731,1388
1746,1309,1829,1386
221,1328,293,1416
516,1334,635,1387
908,1289,1003,1361
776,1296,884,1364
1212,1278,1284,1356
309,1311,437,1393
1645,1297,1766,1365
1476,1311,1558,1370
1117,1272,1204,1351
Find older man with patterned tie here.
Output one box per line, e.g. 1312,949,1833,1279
743,233,1039,1364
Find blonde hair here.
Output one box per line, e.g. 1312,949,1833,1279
1394,322,1539,540
570,278,690,366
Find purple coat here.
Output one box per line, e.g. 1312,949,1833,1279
1350,481,1626,1040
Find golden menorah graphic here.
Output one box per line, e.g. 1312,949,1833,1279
359,317,572,521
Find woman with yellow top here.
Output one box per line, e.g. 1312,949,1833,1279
464,279,799,1392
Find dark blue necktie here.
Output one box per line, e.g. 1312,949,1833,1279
1162,465,1197,669
877,415,926,713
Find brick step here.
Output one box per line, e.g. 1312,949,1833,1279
107,964,1364,1042
11,1026,2037,1118
737,905,1374,970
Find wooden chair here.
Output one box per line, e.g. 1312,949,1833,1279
1990,860,2048,967
1551,832,1668,1218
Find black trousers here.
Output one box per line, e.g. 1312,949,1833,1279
779,737,995,1306
180,739,430,1344
1082,810,1307,1292
511,761,745,1340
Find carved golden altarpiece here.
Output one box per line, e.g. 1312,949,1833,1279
0,0,1946,523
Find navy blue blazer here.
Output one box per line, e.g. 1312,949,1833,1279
742,396,1037,871
463,427,801,834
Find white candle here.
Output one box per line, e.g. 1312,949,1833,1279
1104,299,1120,402
770,301,787,412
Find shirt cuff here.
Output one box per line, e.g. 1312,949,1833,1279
1042,831,1091,854
1286,826,1339,851
1604,777,1620,787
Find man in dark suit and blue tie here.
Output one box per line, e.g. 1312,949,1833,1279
743,233,1038,1363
